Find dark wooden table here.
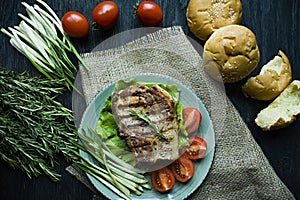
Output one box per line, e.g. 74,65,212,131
1,0,299,199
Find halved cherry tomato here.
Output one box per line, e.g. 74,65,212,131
92,1,119,30
136,1,163,26
170,156,194,183
182,107,202,134
151,167,175,193
184,136,207,160
61,11,89,38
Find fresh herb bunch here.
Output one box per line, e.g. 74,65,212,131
0,68,79,181
0,68,150,199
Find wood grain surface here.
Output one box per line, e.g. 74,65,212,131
0,0,299,199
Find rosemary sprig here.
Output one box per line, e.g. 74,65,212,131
0,68,79,181
128,109,169,141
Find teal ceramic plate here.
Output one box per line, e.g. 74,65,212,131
78,73,215,200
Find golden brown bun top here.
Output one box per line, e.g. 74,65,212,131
203,24,260,83
187,0,242,41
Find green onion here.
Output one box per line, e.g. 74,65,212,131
1,0,89,92
75,127,151,200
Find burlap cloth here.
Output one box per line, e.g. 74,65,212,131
69,26,295,200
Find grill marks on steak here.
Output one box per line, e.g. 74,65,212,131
111,85,179,164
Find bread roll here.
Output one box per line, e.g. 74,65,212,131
242,50,292,101
203,25,260,83
186,0,242,41
255,80,300,131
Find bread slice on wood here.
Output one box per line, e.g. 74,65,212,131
255,80,300,131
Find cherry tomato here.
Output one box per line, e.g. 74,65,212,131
184,136,207,160
151,167,175,193
136,1,163,26
182,107,202,134
61,11,89,38
170,156,194,183
92,1,119,29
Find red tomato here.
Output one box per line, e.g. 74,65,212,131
182,107,202,134
170,156,194,183
136,1,163,26
61,11,89,38
184,136,207,160
92,1,119,29
151,167,175,193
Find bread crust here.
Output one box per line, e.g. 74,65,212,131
242,50,292,100
203,24,260,83
186,0,242,41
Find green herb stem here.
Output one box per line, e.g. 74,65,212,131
128,109,169,141
76,127,150,199
0,68,77,181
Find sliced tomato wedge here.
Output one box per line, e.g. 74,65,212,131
184,136,207,160
151,167,175,193
170,156,194,183
182,107,202,134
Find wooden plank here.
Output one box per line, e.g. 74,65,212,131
0,0,299,199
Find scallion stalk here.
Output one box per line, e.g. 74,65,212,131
1,0,89,93
75,127,151,200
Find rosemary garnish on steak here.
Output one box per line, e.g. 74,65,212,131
128,108,169,142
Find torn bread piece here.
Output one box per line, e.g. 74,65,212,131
242,50,292,100
255,80,300,131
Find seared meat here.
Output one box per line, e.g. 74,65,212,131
111,84,179,165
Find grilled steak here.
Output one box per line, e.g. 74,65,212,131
111,84,179,166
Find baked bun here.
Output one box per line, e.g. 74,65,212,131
255,80,300,131
203,25,260,83
186,0,242,41
242,50,292,100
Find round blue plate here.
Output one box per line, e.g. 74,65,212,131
78,73,215,200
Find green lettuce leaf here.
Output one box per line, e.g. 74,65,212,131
96,110,117,139
105,135,131,152
177,103,188,137
115,78,137,91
